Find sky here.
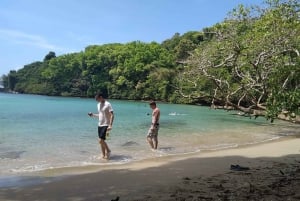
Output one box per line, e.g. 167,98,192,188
0,0,265,76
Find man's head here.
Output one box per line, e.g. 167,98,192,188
149,101,156,109
95,92,106,102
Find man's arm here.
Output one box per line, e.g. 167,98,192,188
88,112,99,117
108,111,114,130
151,109,160,129
153,110,159,124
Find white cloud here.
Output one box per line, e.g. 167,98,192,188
0,28,69,52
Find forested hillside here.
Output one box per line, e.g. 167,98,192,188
2,0,299,122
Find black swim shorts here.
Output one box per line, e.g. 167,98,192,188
98,126,108,140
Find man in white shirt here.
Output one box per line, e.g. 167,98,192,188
88,92,114,159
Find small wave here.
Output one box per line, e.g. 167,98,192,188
89,154,133,163
146,147,202,158
158,146,174,152
242,136,281,146
10,164,53,173
168,112,187,116
9,155,135,175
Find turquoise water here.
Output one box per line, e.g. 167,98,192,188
0,93,299,176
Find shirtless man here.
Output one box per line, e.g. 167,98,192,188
147,101,160,150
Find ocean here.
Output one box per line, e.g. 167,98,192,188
0,93,299,178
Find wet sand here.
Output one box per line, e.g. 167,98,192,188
0,137,300,201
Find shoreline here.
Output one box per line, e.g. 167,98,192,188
2,135,296,179
1,135,300,200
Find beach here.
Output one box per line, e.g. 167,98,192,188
3,93,299,178
0,136,300,201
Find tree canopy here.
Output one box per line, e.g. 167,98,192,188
2,0,299,123
176,0,299,122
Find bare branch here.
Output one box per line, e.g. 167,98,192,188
212,54,236,68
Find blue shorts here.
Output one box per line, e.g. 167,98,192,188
98,126,108,140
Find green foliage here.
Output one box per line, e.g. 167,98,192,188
107,41,176,100
8,43,178,101
6,71,17,91
43,51,56,62
177,0,300,121
1,74,8,89
13,62,45,94
4,0,299,123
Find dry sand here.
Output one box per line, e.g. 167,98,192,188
1,137,300,201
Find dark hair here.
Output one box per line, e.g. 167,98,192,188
149,101,156,106
95,91,107,99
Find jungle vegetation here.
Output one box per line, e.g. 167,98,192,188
2,0,299,122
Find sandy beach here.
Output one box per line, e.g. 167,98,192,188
1,136,300,201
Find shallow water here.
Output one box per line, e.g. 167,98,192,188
0,93,299,177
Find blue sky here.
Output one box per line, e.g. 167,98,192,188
0,0,265,76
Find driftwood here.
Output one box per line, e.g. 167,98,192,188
211,104,300,124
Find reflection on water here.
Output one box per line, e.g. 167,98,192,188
0,151,26,159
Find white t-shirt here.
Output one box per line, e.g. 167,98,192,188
97,101,113,127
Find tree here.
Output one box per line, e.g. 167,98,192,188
176,0,300,122
1,75,8,89
7,70,17,91
43,51,56,62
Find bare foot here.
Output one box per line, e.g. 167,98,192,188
104,151,111,160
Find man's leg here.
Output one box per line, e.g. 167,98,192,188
147,136,154,149
153,136,158,149
99,139,106,158
103,141,111,159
